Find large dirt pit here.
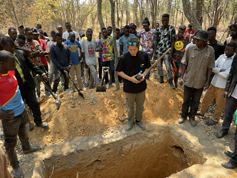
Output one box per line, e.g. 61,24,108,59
33,125,205,178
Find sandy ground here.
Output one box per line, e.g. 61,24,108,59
0,68,237,177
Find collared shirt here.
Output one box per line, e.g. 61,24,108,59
137,29,156,55
14,53,26,82
211,54,235,89
181,44,215,89
155,25,176,54
25,40,42,66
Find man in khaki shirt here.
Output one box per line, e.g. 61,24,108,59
178,30,215,127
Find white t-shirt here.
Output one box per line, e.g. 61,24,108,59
62,31,79,41
81,39,97,66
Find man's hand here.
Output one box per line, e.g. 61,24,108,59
42,75,48,82
204,82,210,90
223,91,228,100
0,110,14,120
139,73,146,82
84,63,88,69
179,78,184,86
129,75,140,84
63,67,70,72
220,69,226,72
78,57,81,61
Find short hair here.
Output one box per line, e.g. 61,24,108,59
99,32,101,35
38,29,43,33
8,27,16,34
65,22,71,26
116,28,120,32
107,26,112,29
86,28,93,34
25,28,32,33
55,33,62,38
51,31,56,35
162,14,169,18
36,24,42,28
69,32,75,36
207,27,217,32
1,36,14,47
179,25,186,31
226,42,237,50
188,24,192,27
156,22,159,25
17,34,26,41
101,27,107,31
0,50,14,62
124,25,130,30
229,24,237,31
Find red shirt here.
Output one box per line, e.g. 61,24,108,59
38,39,48,66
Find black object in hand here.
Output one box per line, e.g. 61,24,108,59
135,73,143,81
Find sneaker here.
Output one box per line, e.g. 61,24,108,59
189,116,197,127
49,92,57,98
178,117,186,124
69,89,74,93
196,111,204,116
36,122,49,128
205,118,218,126
136,121,146,130
112,83,116,87
106,83,109,89
216,129,228,138
126,120,134,131
29,122,34,131
12,166,24,178
64,89,71,93
23,145,42,154
80,87,86,91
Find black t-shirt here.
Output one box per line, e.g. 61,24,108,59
116,51,151,93
208,41,225,60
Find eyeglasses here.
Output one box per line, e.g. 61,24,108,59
128,42,137,46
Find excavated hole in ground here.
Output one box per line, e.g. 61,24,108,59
42,127,206,178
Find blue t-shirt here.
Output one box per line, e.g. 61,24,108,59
64,40,81,65
119,33,135,54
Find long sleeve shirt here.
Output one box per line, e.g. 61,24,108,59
50,44,72,70
211,54,235,89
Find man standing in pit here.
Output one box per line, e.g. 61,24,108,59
154,14,176,89
116,36,151,131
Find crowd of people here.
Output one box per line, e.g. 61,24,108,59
0,13,237,177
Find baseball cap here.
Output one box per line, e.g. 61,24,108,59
57,24,62,29
129,23,137,29
79,31,85,36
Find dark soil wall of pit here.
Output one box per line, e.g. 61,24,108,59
43,127,205,178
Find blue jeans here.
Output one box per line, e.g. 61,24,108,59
102,60,115,84
222,97,237,131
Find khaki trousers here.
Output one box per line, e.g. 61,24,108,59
200,84,226,121
125,91,145,122
69,64,84,90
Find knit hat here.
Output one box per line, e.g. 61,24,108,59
142,17,150,26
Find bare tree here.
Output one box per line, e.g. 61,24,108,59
97,0,105,29
109,0,120,90
9,0,19,26
182,0,202,31
196,0,204,25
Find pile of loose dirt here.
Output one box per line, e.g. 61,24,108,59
29,81,183,146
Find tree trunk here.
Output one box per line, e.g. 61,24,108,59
97,0,105,29
212,0,221,27
109,0,120,91
116,0,120,27
125,0,129,24
9,0,19,26
196,0,203,26
182,0,202,31
134,0,139,26
168,0,172,14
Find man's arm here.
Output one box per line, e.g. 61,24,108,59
117,71,141,84
225,56,236,92
0,110,14,120
169,36,175,61
25,52,44,75
204,68,212,89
